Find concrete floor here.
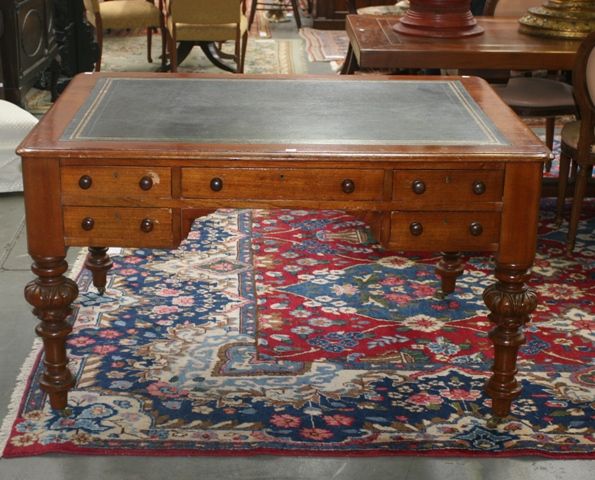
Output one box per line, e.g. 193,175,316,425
1,12,593,480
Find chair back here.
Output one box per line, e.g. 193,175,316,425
573,31,595,160
168,0,241,25
484,0,542,17
82,0,100,15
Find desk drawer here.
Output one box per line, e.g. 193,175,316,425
64,207,174,247
181,168,385,200
389,211,500,251
393,170,503,206
62,167,171,200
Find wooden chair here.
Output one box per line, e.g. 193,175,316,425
248,0,303,30
164,0,248,73
82,0,166,72
483,0,577,158
555,31,595,253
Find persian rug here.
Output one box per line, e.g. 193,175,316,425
1,200,593,458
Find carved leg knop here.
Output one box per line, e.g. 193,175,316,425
482,264,537,419
435,251,464,298
24,256,78,410
85,247,113,295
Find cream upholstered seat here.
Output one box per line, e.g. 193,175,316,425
555,31,595,252
83,0,166,72
164,0,248,73
0,100,38,192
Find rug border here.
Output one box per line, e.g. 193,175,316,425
3,442,594,459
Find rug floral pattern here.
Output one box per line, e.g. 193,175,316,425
1,202,593,457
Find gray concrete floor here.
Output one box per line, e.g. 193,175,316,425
1,12,593,480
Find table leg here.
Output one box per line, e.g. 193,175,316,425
200,42,236,73
85,247,113,295
340,44,359,75
435,251,464,297
483,263,537,418
24,256,78,410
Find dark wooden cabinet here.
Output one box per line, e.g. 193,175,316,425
53,0,97,93
0,0,59,105
313,0,397,29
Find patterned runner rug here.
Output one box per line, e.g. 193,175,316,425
299,28,349,62
1,200,593,458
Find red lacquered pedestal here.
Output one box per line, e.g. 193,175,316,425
394,0,484,38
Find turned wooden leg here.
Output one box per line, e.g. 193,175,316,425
24,256,78,410
85,247,113,295
435,251,464,298
482,264,537,418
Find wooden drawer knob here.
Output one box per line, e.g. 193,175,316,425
81,217,95,231
412,179,426,194
210,177,223,192
409,222,423,236
140,218,154,233
472,180,486,195
469,222,483,236
139,175,153,191
341,179,355,194
79,175,92,189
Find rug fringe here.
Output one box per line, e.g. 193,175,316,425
0,248,89,456
0,337,43,457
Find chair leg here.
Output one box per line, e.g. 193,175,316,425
290,0,302,29
555,151,571,226
95,28,103,72
234,34,240,72
239,31,248,73
544,117,555,150
167,31,177,72
147,28,153,63
566,164,591,253
544,117,555,172
160,27,167,69
248,0,258,29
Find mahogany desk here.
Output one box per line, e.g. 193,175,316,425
343,16,579,74
18,72,548,419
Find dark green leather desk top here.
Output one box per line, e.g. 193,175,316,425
63,77,508,146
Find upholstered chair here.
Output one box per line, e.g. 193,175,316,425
0,100,38,192
555,31,595,253
82,0,166,72
163,0,248,73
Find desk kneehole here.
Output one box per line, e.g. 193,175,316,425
63,206,174,248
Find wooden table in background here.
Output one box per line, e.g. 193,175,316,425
18,72,548,420
342,15,579,74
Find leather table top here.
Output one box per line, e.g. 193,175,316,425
62,77,508,146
